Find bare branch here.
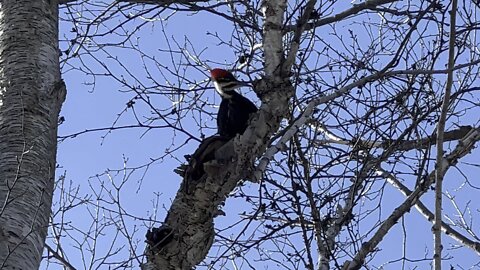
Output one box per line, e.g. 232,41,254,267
344,128,480,270
45,244,77,270
434,1,457,268
284,0,399,32
377,168,480,256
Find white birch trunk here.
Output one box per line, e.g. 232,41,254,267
0,1,65,268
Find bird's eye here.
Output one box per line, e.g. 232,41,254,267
216,77,231,83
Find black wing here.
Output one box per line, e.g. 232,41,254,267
217,92,257,138
217,99,230,137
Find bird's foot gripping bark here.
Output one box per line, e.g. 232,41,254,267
145,225,174,251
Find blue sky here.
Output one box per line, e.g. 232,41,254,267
40,1,480,269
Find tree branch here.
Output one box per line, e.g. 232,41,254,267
283,0,317,72
284,0,399,32
59,0,209,5
262,0,287,76
377,167,480,256
45,244,76,270
434,1,457,268
343,127,480,270
310,125,473,151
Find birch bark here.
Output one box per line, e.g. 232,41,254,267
0,1,65,268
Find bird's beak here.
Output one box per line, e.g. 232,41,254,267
236,80,250,87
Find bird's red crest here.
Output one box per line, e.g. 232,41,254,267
210,68,236,82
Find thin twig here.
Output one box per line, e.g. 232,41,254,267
434,1,457,268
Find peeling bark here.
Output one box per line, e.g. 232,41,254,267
143,0,294,268
144,80,293,270
0,1,65,269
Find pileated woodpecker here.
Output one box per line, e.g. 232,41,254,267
210,68,258,138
